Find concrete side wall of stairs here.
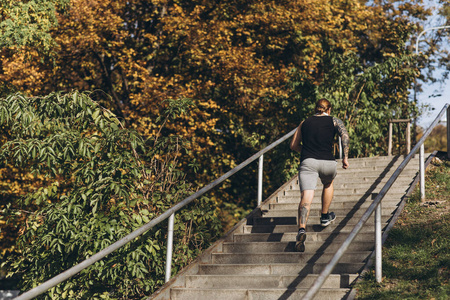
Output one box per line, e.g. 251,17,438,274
149,155,422,300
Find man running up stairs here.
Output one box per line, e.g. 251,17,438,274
150,154,420,300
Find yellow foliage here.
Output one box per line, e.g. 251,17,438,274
0,0,431,234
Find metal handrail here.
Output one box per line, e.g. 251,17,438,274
14,128,297,300
302,103,450,300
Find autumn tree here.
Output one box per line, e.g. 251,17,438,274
0,0,441,297
0,0,435,228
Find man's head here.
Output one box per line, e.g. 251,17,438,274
315,98,332,114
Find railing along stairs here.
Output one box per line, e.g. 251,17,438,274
14,104,449,300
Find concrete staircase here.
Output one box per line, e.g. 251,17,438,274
150,155,420,300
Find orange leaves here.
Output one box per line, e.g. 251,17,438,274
0,0,432,210
0,50,46,95
56,0,126,49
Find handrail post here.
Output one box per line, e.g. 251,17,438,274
406,120,411,154
375,202,382,283
388,122,393,156
447,106,450,159
165,213,175,283
419,144,425,201
257,155,263,206
339,137,342,159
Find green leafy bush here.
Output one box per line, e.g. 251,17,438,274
0,91,222,299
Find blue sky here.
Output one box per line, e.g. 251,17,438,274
412,0,449,128
418,77,449,128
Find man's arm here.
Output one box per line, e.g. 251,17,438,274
290,122,303,153
333,117,350,169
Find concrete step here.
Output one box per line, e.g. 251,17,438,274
288,169,416,182
283,174,417,192
282,188,407,197
171,287,350,300
288,172,416,183
275,194,404,203
336,158,418,166
243,223,380,234
250,215,391,226
223,241,374,253
266,200,399,210
324,173,415,183
211,251,371,264
198,262,366,275
274,197,403,205
334,167,417,175
185,274,358,289
338,160,418,168
287,178,414,191
233,231,375,243
262,207,396,218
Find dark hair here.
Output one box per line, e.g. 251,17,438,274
315,98,331,114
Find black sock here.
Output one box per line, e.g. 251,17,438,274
321,213,329,219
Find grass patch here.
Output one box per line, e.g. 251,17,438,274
355,155,450,300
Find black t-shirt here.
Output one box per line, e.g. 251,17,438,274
300,115,336,161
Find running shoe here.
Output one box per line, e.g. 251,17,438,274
320,212,336,227
295,228,306,252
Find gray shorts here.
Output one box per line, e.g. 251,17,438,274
298,158,337,191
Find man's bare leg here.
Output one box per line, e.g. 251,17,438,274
320,181,336,226
321,181,334,214
296,190,314,252
298,190,315,229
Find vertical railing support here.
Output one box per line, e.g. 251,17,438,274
165,213,175,283
375,202,382,283
388,122,393,156
339,137,342,159
447,106,450,159
406,120,411,154
419,144,425,201
257,155,263,206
